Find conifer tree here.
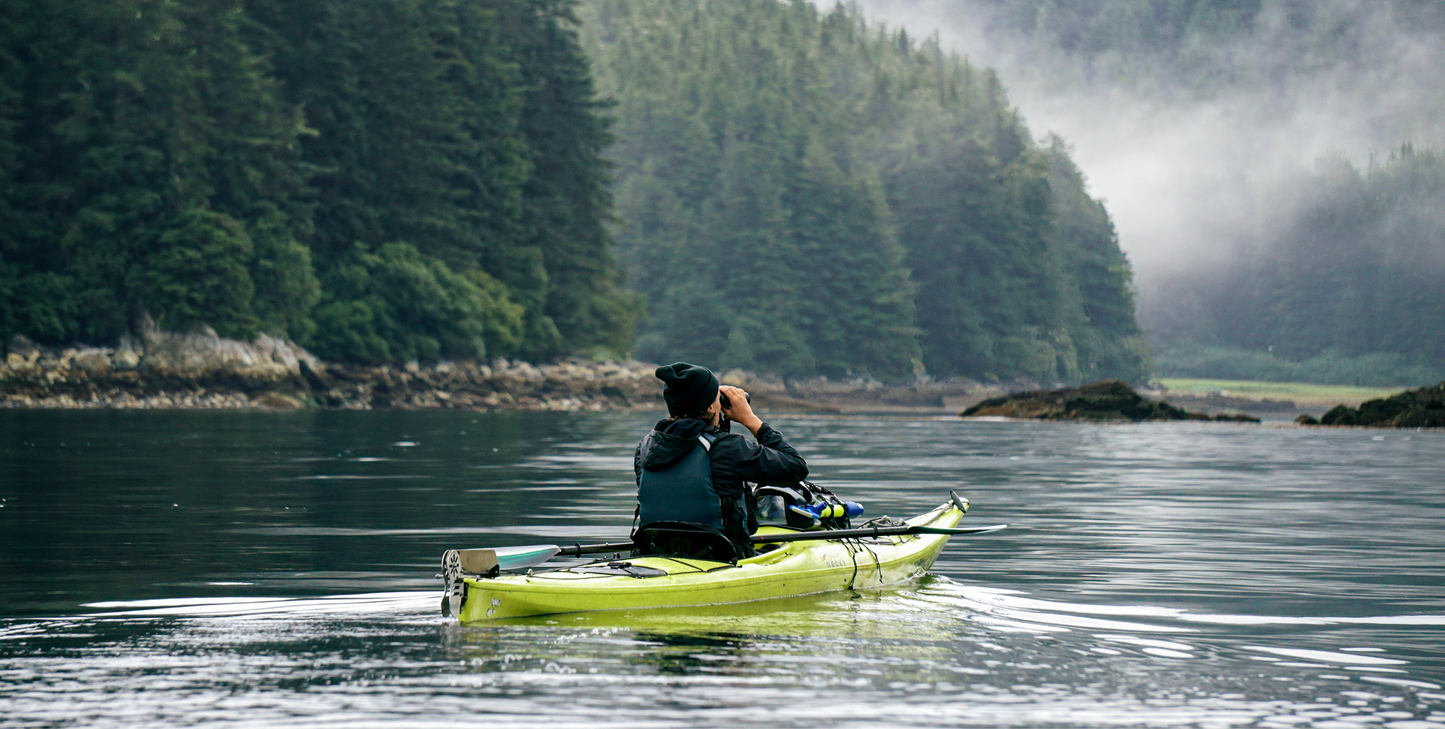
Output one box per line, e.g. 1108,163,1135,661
506,0,638,359
586,0,933,379
0,0,311,341
585,0,1149,382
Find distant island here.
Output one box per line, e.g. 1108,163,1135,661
960,379,1445,429
961,380,1258,423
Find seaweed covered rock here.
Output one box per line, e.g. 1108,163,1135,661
961,380,1259,423
1310,382,1445,428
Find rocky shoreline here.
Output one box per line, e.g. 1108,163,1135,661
1,331,663,411
12,328,1439,427
1,329,1009,413
29,329,1430,424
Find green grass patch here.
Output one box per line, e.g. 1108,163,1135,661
1156,378,1408,404
1153,344,1444,388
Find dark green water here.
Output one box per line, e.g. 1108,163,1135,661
1,411,1442,727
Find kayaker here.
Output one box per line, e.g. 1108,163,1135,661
633,363,809,561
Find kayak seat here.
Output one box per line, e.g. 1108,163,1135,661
633,521,739,562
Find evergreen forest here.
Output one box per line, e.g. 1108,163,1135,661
582,0,1147,382
1,0,1150,383
0,0,635,364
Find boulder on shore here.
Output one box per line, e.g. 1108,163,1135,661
960,380,1259,423
1306,381,1445,428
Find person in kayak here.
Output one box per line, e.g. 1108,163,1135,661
632,362,809,561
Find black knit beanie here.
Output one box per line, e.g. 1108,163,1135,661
655,362,719,417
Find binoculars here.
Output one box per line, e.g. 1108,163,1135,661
720,391,751,409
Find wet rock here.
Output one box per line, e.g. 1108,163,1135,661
5,335,41,370
1319,404,1358,426
1209,412,1261,423
7,334,39,360
136,315,315,380
1295,414,1321,426
1304,382,1445,428
255,393,304,410
72,348,113,374
113,348,141,370
961,380,1259,423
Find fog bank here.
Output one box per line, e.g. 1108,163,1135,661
852,0,1445,280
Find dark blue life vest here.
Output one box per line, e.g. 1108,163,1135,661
634,432,738,560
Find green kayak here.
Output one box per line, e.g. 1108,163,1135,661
445,498,972,622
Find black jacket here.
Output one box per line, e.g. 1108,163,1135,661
634,417,809,553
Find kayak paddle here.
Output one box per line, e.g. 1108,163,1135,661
446,522,1007,575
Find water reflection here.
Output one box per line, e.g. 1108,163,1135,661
1,411,1443,727
6,581,1434,727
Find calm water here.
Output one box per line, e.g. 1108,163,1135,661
1,410,1442,728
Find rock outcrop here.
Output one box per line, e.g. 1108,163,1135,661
1,331,661,411
960,380,1260,423
1297,381,1445,428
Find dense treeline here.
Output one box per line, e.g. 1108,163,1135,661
0,0,634,363
0,0,1150,381
582,0,1147,382
1150,146,1445,386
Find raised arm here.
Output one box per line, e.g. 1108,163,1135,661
715,386,808,486
733,422,809,485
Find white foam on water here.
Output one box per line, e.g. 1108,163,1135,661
1183,614,1445,627
81,592,437,618
921,584,1196,634
1246,647,1408,666
86,597,295,608
927,583,1445,645
1140,647,1194,658
1361,677,1443,690
1093,634,1195,652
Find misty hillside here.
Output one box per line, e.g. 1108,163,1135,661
1150,146,1445,385
859,0,1445,386
581,0,1148,382
943,0,1444,96
861,0,1445,125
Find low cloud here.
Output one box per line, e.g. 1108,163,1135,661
852,0,1445,280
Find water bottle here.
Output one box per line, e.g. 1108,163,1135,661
788,501,865,520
